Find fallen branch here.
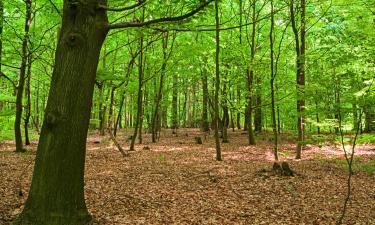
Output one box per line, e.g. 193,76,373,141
107,128,129,158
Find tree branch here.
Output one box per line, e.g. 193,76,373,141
46,0,61,17
99,0,146,12
107,0,214,30
0,71,17,89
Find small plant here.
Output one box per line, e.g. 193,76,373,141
356,134,375,144
156,153,166,162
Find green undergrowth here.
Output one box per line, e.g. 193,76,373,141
0,129,39,142
356,133,375,144
320,156,375,175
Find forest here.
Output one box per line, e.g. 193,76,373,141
0,0,374,224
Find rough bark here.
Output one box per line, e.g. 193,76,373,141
16,0,108,223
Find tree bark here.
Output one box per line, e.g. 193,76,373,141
222,78,229,143
152,32,169,142
214,0,222,161
246,0,257,145
290,0,305,159
201,64,209,132
24,52,33,145
269,0,278,161
172,72,178,134
15,0,32,152
16,0,108,223
130,22,144,150
254,76,262,132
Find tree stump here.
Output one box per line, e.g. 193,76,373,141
272,162,294,176
194,136,203,144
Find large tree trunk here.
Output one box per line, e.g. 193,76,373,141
16,0,108,223
15,0,32,152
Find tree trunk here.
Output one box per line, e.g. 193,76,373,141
290,0,305,159
236,87,241,129
152,32,169,142
201,65,209,131
107,86,116,130
254,76,262,132
269,0,278,161
222,79,229,143
16,0,108,223
14,0,32,152
246,0,257,145
172,72,178,134
214,0,222,161
24,53,33,145
114,91,125,136
130,33,144,150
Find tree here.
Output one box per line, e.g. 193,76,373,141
269,0,278,161
14,0,32,153
214,0,222,161
289,0,306,159
16,1,215,224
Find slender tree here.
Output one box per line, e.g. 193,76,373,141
172,72,178,134
201,63,210,132
290,0,306,159
214,0,222,161
269,0,278,161
246,0,257,145
14,0,32,152
130,23,144,150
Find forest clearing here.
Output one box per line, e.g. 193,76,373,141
1,129,375,224
0,0,374,224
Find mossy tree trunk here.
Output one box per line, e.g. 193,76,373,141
16,0,108,224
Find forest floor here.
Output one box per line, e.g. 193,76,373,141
1,128,375,225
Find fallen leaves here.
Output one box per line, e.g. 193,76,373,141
1,129,375,224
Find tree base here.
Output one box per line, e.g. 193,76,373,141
14,209,92,225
